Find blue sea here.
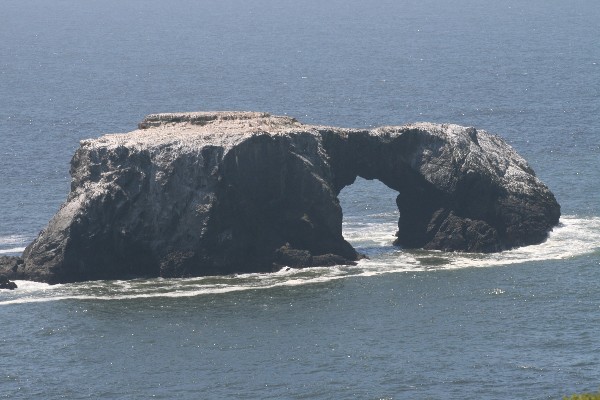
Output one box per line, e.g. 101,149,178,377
1,0,599,398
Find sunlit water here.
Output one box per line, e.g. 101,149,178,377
1,0,600,399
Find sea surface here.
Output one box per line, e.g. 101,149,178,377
1,0,599,398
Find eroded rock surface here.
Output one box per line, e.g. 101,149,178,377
13,112,559,283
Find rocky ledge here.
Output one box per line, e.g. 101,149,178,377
2,112,560,283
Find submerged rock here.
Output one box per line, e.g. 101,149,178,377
17,112,560,283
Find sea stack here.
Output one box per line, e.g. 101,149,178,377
9,112,559,283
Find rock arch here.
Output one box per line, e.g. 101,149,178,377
319,124,545,253
9,112,560,283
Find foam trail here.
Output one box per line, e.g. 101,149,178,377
1,215,597,305
0,267,352,305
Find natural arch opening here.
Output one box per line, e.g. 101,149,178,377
338,177,400,255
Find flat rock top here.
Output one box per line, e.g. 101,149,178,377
78,111,535,194
82,111,479,150
82,111,305,151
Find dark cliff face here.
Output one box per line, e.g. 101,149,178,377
9,112,560,284
202,132,357,276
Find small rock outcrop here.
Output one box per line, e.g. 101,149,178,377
0,277,17,290
0,257,19,289
12,112,559,283
0,256,23,289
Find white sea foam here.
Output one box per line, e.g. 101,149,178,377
349,215,600,275
0,234,29,255
13,280,54,290
0,247,26,255
1,215,598,306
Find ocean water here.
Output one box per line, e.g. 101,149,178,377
1,0,599,398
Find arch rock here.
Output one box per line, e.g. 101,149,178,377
11,112,559,283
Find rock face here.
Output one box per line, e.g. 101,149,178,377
12,112,559,283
